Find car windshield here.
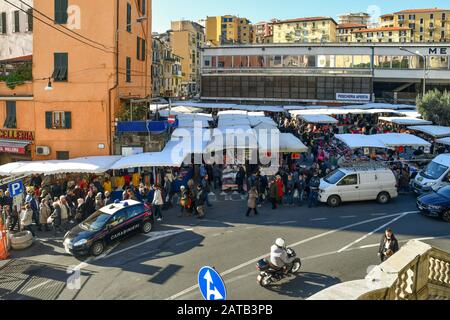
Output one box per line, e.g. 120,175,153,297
437,186,450,199
422,161,449,180
324,170,346,185
81,210,111,232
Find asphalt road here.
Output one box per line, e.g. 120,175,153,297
1,193,450,300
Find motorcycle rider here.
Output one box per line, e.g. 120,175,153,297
269,238,296,274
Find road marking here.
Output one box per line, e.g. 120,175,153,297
340,216,357,219
279,221,297,225
166,211,410,300
263,221,277,225
337,211,416,253
212,233,222,237
310,218,327,221
371,213,387,216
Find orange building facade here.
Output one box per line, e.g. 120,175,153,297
0,0,152,164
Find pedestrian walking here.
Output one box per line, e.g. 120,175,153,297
95,192,104,211
39,198,51,232
75,198,87,223
178,186,192,217
195,185,206,219
152,185,164,222
246,187,259,217
201,175,213,207
269,180,278,210
308,171,321,208
50,202,63,236
20,203,35,237
59,196,71,230
378,229,399,262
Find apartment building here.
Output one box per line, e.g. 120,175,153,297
252,19,278,44
0,0,33,60
205,15,252,46
337,24,367,43
393,8,450,42
352,27,413,43
338,12,370,25
0,0,152,163
169,20,204,96
272,17,337,43
379,14,395,28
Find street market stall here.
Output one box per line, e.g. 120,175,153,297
297,114,339,125
378,117,432,126
407,125,450,139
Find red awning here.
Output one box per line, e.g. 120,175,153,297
0,139,31,154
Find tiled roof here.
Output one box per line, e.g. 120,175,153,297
337,23,367,29
394,8,450,14
273,16,337,25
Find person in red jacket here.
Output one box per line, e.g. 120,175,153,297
276,175,284,204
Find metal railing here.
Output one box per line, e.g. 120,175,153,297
202,68,373,76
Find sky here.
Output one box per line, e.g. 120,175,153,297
152,0,450,33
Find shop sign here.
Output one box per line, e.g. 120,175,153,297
0,145,25,154
0,129,34,141
336,93,371,102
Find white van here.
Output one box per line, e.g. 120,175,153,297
318,167,398,207
412,154,450,194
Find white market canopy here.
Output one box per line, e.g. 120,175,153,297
334,134,388,150
173,101,285,113
0,161,31,176
279,133,308,153
207,126,258,152
378,117,432,126
335,133,431,149
298,114,338,124
407,125,450,138
373,133,431,148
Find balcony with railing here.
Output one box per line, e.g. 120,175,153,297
0,57,32,94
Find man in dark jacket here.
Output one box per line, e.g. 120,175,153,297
50,203,63,236
269,180,278,210
201,175,212,207
163,176,172,210
84,190,96,216
378,229,400,262
195,185,206,219
308,171,321,208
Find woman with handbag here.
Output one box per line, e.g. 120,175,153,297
378,229,399,262
39,198,51,232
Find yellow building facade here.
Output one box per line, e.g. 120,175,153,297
392,8,450,42
272,17,337,43
337,24,367,42
352,27,413,43
205,15,252,46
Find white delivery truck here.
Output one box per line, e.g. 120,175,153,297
412,154,450,194
318,167,398,207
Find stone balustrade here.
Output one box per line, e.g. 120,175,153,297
308,240,450,300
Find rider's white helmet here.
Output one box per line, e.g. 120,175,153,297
275,238,286,248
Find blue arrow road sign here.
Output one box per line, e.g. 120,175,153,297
8,180,24,197
198,266,226,301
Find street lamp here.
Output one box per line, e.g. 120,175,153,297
400,47,427,98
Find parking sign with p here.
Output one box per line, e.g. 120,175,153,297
8,181,24,198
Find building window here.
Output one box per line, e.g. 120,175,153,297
55,0,68,24
56,151,70,160
27,9,33,31
430,14,434,19
53,53,68,82
0,12,6,34
13,11,20,33
126,2,132,32
137,0,146,14
136,37,145,61
3,101,17,129
126,57,131,82
45,111,71,129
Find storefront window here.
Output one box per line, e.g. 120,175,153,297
233,56,249,68
283,55,299,67
374,56,392,69
217,56,233,68
428,56,449,70
335,55,353,68
391,56,409,69
316,55,335,68
268,55,283,67
249,55,266,68
353,55,371,68
204,56,212,68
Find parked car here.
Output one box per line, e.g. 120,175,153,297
319,167,398,207
417,185,450,222
412,154,450,194
63,200,154,257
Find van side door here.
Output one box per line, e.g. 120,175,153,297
359,173,378,201
337,174,360,202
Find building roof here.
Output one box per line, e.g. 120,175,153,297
380,14,394,18
273,16,338,25
394,8,450,14
352,26,411,33
0,55,32,64
337,23,367,29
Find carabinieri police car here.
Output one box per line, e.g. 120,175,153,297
63,200,154,257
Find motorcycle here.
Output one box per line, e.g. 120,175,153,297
256,248,302,287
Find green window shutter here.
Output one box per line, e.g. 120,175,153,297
142,0,146,14
55,0,68,24
137,37,141,60
1,12,6,34
14,11,20,32
53,53,68,81
27,9,33,31
126,57,131,82
8,101,16,129
64,112,71,129
45,112,53,129
141,39,146,61
126,3,131,32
